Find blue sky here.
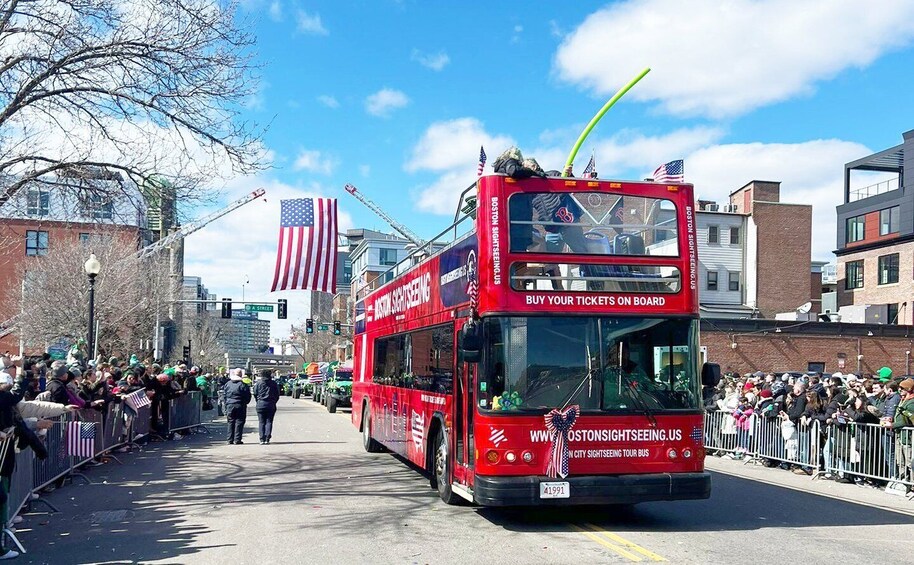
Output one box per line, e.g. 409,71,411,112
184,0,914,339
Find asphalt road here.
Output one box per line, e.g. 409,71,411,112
14,396,914,564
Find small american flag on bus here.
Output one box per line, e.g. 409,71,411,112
67,421,96,458
477,146,487,177
651,159,684,183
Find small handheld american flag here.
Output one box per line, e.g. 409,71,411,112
67,421,96,458
124,388,151,413
477,146,487,177
652,159,684,183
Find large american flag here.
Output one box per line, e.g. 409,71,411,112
271,198,338,293
652,159,684,183
477,146,487,177
67,421,96,458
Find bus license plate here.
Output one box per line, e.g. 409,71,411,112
539,481,569,499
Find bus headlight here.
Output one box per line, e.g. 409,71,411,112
522,451,534,463
667,448,678,459
486,450,499,464
505,451,517,463
682,448,693,459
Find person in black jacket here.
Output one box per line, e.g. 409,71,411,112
45,364,73,406
223,368,251,444
253,369,280,444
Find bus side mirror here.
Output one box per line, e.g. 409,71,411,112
460,322,482,364
701,362,721,388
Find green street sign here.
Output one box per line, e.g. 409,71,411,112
245,304,274,313
318,324,329,331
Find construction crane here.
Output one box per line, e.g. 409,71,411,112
344,183,425,246
0,188,266,339
138,188,266,258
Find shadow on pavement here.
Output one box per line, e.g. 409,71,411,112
476,470,914,533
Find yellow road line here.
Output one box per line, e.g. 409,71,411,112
570,524,643,561
581,523,667,562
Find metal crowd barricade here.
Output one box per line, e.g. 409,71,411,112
131,404,152,440
102,402,126,452
0,436,25,554
822,422,914,489
32,414,73,492
168,392,203,434
8,447,35,527
703,410,750,456
752,416,821,473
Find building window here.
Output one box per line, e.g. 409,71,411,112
878,253,899,285
707,270,718,291
379,248,397,266
887,303,899,325
730,226,740,245
25,230,48,256
846,216,865,243
26,189,49,217
707,225,719,244
879,206,899,236
728,271,741,291
845,260,863,289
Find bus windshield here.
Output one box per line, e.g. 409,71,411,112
335,371,353,382
481,316,699,413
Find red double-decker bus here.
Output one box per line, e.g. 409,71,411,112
351,173,718,506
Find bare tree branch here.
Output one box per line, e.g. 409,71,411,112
0,0,265,212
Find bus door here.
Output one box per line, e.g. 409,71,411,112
453,355,476,484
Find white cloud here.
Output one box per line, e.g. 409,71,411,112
268,1,282,21
292,149,337,175
411,49,450,71
511,24,523,43
296,10,328,35
183,177,353,340
554,0,914,117
358,164,370,177
364,88,410,117
408,118,514,214
316,94,339,108
684,139,874,261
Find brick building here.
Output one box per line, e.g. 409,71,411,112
0,178,150,352
701,319,913,377
695,180,813,318
835,128,914,325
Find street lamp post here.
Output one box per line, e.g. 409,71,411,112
84,253,101,362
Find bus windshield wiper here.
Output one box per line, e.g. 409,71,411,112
622,374,658,428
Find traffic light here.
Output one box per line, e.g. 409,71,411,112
333,320,341,335
221,298,232,318
182,345,190,361
306,318,314,334
278,298,288,320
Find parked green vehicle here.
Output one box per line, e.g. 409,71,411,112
324,366,353,413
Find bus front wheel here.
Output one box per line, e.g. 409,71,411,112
434,430,459,505
362,405,383,453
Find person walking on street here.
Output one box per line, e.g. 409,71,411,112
253,369,280,444
223,368,251,445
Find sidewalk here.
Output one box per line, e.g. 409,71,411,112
705,455,914,517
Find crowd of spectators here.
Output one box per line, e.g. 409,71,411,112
0,348,222,560
704,365,914,492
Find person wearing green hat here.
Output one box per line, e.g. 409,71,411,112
878,367,893,382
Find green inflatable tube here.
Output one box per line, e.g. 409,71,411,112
563,67,651,177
